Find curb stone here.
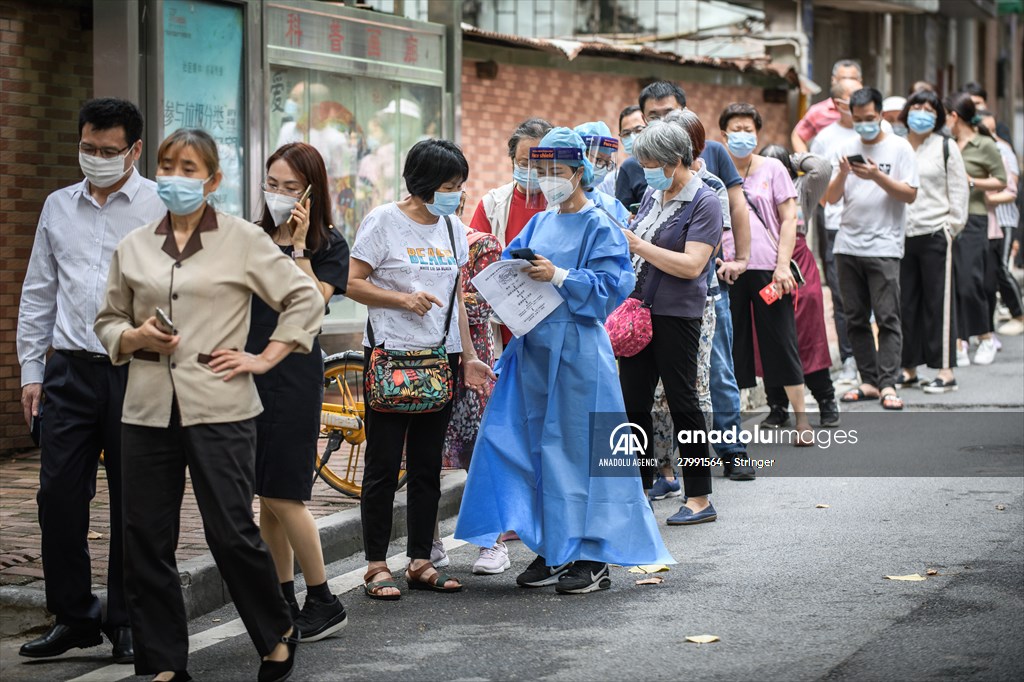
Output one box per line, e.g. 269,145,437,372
0,471,467,637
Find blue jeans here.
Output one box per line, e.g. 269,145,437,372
710,286,746,457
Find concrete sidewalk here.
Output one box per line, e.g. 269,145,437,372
0,439,466,636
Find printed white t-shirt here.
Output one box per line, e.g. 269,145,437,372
351,203,470,353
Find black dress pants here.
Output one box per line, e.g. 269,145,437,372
121,402,291,675
837,254,903,391
619,315,711,498
360,350,458,561
38,350,128,629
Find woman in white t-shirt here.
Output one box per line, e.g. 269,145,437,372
347,139,495,600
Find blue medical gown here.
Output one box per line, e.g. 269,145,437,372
585,188,632,228
455,202,676,566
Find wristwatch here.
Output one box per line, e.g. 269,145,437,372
291,249,310,260
967,177,975,190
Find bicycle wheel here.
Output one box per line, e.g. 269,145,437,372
318,350,408,498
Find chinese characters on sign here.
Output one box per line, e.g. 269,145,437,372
163,0,245,216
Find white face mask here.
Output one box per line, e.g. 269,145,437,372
79,149,132,189
264,191,298,226
538,174,577,206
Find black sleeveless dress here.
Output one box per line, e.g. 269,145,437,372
247,227,349,500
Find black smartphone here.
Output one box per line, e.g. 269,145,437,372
629,202,641,214
30,403,42,447
847,154,867,165
155,307,174,333
509,248,537,263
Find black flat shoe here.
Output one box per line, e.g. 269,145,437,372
258,631,299,682
151,672,191,682
19,623,103,658
108,625,134,664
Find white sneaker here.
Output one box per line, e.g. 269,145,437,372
957,342,971,367
472,542,510,575
837,357,858,385
430,539,450,568
973,338,997,365
996,304,1011,321
997,318,1024,336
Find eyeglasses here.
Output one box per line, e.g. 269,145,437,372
619,125,646,139
79,142,132,159
594,158,616,172
261,181,306,198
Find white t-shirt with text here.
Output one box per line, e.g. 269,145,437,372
833,133,920,258
351,203,470,353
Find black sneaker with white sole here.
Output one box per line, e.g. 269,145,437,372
515,555,571,587
554,561,611,594
295,594,348,642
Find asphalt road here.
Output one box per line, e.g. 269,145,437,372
2,339,1021,682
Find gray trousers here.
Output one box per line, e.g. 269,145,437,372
121,402,292,674
836,254,903,391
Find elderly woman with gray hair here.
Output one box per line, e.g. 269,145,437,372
618,120,724,526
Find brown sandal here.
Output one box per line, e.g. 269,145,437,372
405,562,463,592
363,567,401,601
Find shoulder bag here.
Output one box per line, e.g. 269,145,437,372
365,216,459,413
605,186,711,357
742,186,805,286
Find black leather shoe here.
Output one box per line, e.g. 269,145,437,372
258,631,299,682
19,624,103,658
819,400,841,427
150,672,191,682
108,625,134,664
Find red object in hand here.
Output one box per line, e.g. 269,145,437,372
759,281,780,305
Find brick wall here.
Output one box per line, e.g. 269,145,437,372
0,0,92,454
461,57,791,220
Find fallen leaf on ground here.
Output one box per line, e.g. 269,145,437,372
884,573,926,581
926,569,939,576
995,504,1006,511
87,531,103,540
635,576,664,585
212,618,221,623
685,635,720,644
628,564,670,574
815,504,830,509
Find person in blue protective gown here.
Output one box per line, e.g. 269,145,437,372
455,127,675,595
574,120,632,228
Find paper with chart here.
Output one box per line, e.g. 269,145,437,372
472,259,564,337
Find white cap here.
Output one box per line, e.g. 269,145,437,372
379,98,421,119
882,96,906,113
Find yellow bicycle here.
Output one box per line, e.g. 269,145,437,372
318,350,408,498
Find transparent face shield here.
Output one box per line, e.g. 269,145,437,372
512,156,543,199
581,135,619,190
527,146,584,209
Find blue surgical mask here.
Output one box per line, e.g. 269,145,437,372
727,131,758,158
284,99,300,119
622,136,635,156
592,166,609,186
907,110,937,134
157,175,210,215
425,190,461,216
893,123,909,138
513,165,538,192
643,165,673,191
853,121,881,141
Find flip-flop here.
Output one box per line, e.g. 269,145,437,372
880,394,904,410
840,388,878,403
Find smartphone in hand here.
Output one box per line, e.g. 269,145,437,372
759,282,781,305
847,154,867,165
155,307,174,333
287,185,313,229
509,248,538,263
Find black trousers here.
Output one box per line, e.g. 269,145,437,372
730,269,804,389
901,230,957,370
121,402,291,674
954,215,994,338
38,351,128,629
765,368,835,408
991,230,1024,319
619,315,711,498
361,350,457,561
819,220,854,361
837,254,903,391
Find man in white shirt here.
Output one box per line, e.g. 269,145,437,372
17,99,165,662
826,87,919,409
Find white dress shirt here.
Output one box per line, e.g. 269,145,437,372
17,169,166,385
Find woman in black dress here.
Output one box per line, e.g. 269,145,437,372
248,142,350,641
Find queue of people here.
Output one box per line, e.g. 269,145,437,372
14,66,1023,679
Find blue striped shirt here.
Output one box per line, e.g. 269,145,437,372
17,169,166,385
